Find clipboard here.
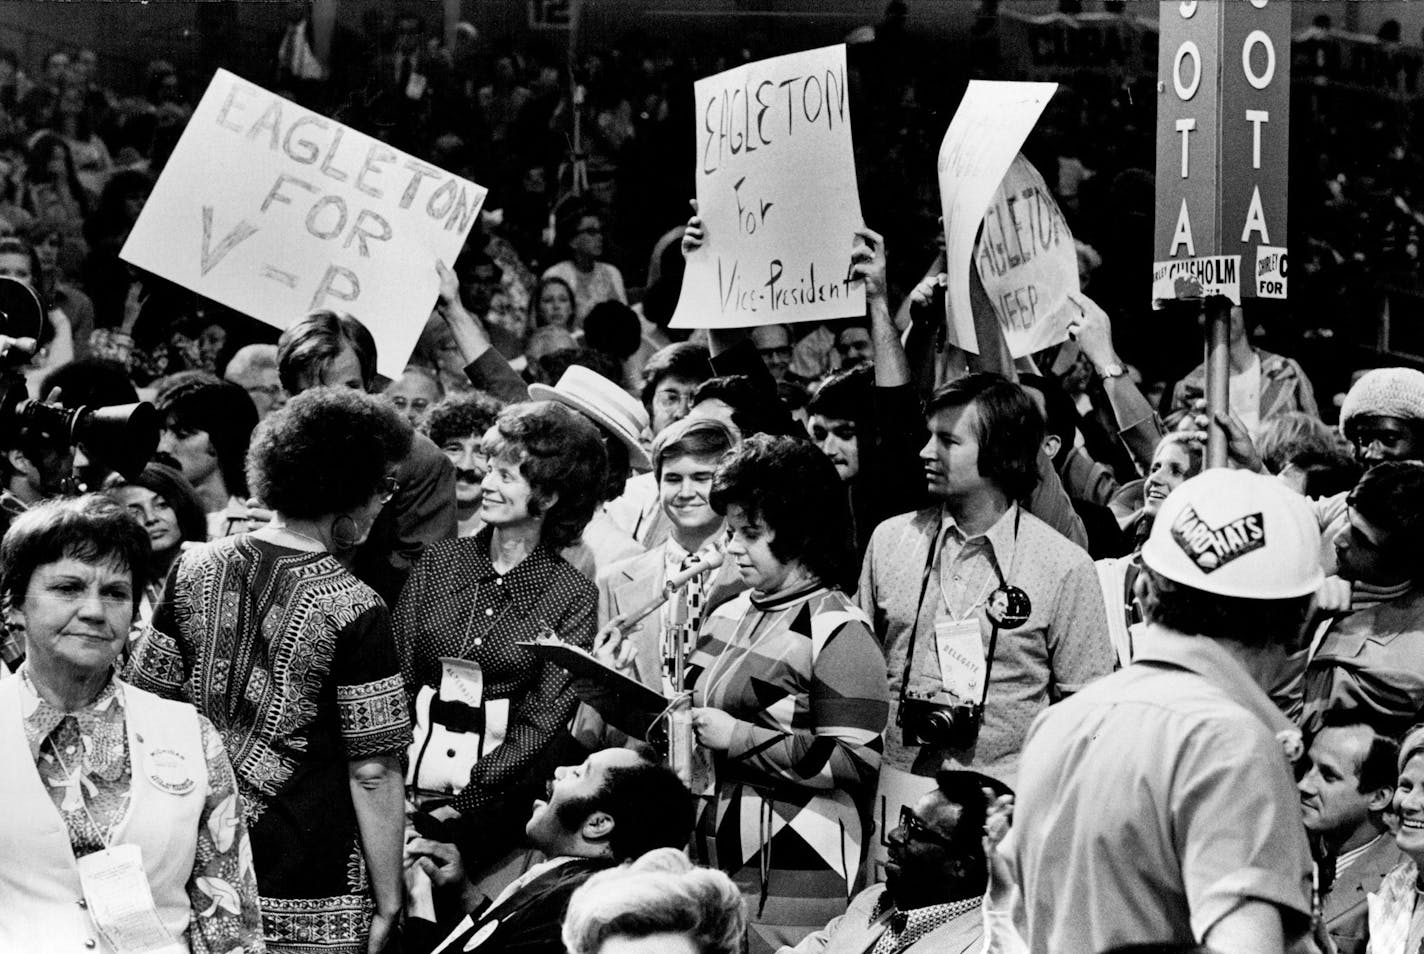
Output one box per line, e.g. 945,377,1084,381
519,639,671,740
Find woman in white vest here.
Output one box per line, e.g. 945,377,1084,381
0,494,262,953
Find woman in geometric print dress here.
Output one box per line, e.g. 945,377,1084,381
686,435,890,954
130,388,414,954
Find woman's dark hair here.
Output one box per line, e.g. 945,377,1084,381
923,373,1043,502
533,275,577,328
155,376,259,498
247,387,413,519
424,391,505,448
709,434,854,589
481,401,608,550
0,493,150,612
1138,565,1312,647
25,133,89,218
276,310,378,393
101,462,207,554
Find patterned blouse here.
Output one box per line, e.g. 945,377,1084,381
20,669,264,953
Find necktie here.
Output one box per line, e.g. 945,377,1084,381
662,554,708,693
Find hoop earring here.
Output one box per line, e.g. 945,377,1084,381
331,513,362,550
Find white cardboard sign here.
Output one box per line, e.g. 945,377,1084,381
937,81,1057,353
975,154,1077,358
121,69,487,379
670,45,865,329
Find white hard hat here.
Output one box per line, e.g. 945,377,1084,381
1140,468,1324,600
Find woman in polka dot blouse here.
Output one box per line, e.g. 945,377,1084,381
393,400,607,876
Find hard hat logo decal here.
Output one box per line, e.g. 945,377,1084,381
1170,506,1265,573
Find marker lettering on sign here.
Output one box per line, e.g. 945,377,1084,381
282,115,329,164
199,206,258,276
700,64,847,175
310,264,360,310
260,265,299,288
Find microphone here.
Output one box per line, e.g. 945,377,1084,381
618,546,725,633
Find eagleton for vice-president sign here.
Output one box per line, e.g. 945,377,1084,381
1152,0,1289,305
670,45,865,329
121,69,487,379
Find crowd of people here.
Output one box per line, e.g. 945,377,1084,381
5,4,1424,954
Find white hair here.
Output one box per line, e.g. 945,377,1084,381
561,849,745,954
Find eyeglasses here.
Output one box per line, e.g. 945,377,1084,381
245,384,285,399
379,476,400,503
899,806,954,849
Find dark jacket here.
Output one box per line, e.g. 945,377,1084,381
431,857,613,954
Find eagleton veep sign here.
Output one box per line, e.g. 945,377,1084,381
1152,0,1289,305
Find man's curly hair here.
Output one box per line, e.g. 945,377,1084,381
481,401,608,550
247,388,413,519
424,391,505,447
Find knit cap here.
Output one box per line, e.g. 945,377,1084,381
1339,367,1424,436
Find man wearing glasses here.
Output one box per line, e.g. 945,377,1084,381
779,770,1020,954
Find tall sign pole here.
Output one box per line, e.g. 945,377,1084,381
1154,0,1290,468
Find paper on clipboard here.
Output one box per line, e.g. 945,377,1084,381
520,639,670,740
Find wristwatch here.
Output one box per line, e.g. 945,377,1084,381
1095,361,1126,380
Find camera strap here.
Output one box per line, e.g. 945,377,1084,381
899,507,1019,710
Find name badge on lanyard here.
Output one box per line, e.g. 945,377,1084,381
76,844,178,953
935,617,986,702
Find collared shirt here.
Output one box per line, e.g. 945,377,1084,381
17,668,265,951
1334,832,1387,878
869,894,982,954
858,505,1113,786
1006,626,1314,954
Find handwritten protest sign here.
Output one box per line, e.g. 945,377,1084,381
937,80,1057,354
122,69,486,379
670,45,864,329
975,154,1077,358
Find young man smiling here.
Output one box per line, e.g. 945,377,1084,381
590,416,744,698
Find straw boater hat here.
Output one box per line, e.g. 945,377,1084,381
528,365,652,471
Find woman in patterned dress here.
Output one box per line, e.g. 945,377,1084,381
686,435,890,954
130,388,414,954
394,400,606,879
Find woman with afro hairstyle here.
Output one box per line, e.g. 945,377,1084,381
129,387,415,953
